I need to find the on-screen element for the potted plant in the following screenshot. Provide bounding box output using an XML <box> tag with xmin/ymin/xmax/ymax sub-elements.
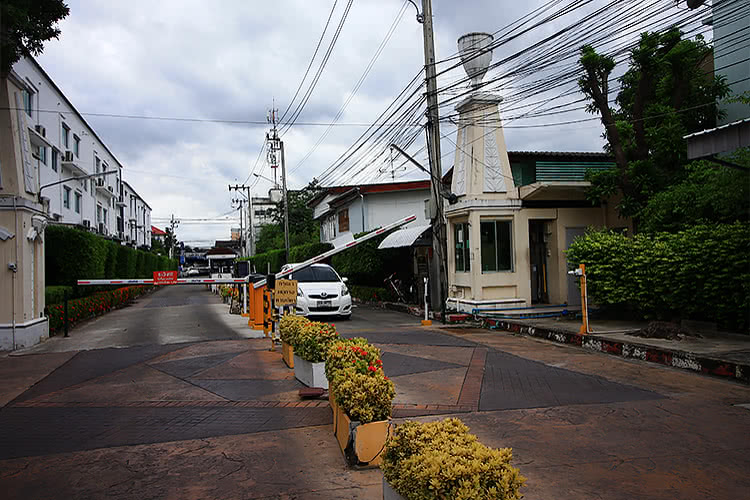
<box><xmin>380</xmin><ymin>418</ymin><xmax>526</xmax><ymax>500</ymax></box>
<box><xmin>278</xmin><ymin>314</ymin><xmax>308</xmax><ymax>368</ymax></box>
<box><xmin>329</xmin><ymin>360</ymin><xmax>394</xmax><ymax>467</ymax></box>
<box><xmin>292</xmin><ymin>321</ymin><xmax>338</xmax><ymax>388</ymax></box>
<box><xmin>326</xmin><ymin>338</ymin><xmax>383</xmax><ymax>432</ymax></box>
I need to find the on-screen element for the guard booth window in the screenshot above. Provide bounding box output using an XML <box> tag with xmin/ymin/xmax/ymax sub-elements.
<box><xmin>481</xmin><ymin>220</ymin><xmax>513</xmax><ymax>272</ymax></box>
<box><xmin>454</xmin><ymin>222</ymin><xmax>470</xmax><ymax>272</ymax></box>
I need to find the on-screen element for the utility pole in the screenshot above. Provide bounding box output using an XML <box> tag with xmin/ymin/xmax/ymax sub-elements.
<box><xmin>168</xmin><ymin>214</ymin><xmax>179</xmax><ymax>259</ymax></box>
<box><xmin>266</xmin><ymin>108</ymin><xmax>290</xmax><ymax>263</ymax></box>
<box><xmin>419</xmin><ymin>0</ymin><xmax>448</xmax><ymax>320</ymax></box>
<box><xmin>232</xmin><ymin>198</ymin><xmax>246</xmax><ymax>257</ymax></box>
<box><xmin>229</xmin><ymin>184</ymin><xmax>253</xmax><ymax>257</ymax></box>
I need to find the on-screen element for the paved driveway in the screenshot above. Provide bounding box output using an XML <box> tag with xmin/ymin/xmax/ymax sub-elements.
<box><xmin>1</xmin><ymin>292</ymin><xmax>749</xmax><ymax>499</ymax></box>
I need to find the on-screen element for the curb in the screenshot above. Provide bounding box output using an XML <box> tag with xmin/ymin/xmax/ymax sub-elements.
<box><xmin>481</xmin><ymin>317</ymin><xmax>749</xmax><ymax>385</ymax></box>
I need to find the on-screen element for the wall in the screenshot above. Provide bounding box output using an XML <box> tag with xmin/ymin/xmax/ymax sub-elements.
<box><xmin>714</xmin><ymin>0</ymin><xmax>750</xmax><ymax>125</ymax></box>
<box><xmin>12</xmin><ymin>57</ymin><xmax>127</xmax><ymax>238</ymax></box>
<box><xmin>0</xmin><ymin>75</ymin><xmax>48</xmax><ymax>350</ymax></box>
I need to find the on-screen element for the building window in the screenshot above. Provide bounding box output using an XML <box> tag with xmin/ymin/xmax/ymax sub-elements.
<box><xmin>338</xmin><ymin>209</ymin><xmax>350</xmax><ymax>232</ymax></box>
<box><xmin>454</xmin><ymin>222</ymin><xmax>470</xmax><ymax>272</ymax></box>
<box><xmin>22</xmin><ymin>89</ymin><xmax>33</xmax><ymax>117</ymax></box>
<box><xmin>63</xmin><ymin>186</ymin><xmax>71</xmax><ymax>209</ymax></box>
<box><xmin>73</xmin><ymin>135</ymin><xmax>80</xmax><ymax>157</ymax></box>
<box><xmin>62</xmin><ymin>123</ymin><xmax>70</xmax><ymax>149</ymax></box>
<box><xmin>34</xmin><ymin>145</ymin><xmax>46</xmax><ymax>164</ymax></box>
<box><xmin>74</xmin><ymin>192</ymin><xmax>82</xmax><ymax>213</ymax></box>
<box><xmin>51</xmin><ymin>149</ymin><xmax>58</xmax><ymax>172</ymax></box>
<box><xmin>103</xmin><ymin>208</ymin><xmax>108</xmax><ymax>223</ymax></box>
<box><xmin>97</xmin><ymin>204</ymin><xmax>102</xmax><ymax>223</ymax></box>
<box><xmin>95</xmin><ymin>156</ymin><xmax>100</xmax><ymax>173</ymax></box>
<box><xmin>480</xmin><ymin>220</ymin><xmax>513</xmax><ymax>272</ymax></box>
<box><xmin>83</xmin><ymin>178</ymin><xmax>87</xmax><ymax>191</ymax></box>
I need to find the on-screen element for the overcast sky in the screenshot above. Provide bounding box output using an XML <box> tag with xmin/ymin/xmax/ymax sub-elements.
<box><xmin>34</xmin><ymin>0</ymin><xmax>696</xmax><ymax>245</ymax></box>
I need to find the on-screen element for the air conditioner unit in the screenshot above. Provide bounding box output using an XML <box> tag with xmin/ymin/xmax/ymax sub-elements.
<box><xmin>97</xmin><ymin>178</ymin><xmax>105</xmax><ymax>187</ymax></box>
<box><xmin>34</xmin><ymin>124</ymin><xmax>46</xmax><ymax>137</ymax></box>
<box><xmin>82</xmin><ymin>219</ymin><xmax>91</xmax><ymax>228</ymax></box>
<box><xmin>64</xmin><ymin>150</ymin><xmax>74</xmax><ymax>162</ymax></box>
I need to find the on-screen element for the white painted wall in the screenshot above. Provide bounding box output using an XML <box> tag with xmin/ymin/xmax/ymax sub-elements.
<box><xmin>11</xmin><ymin>57</ymin><xmax>150</xmax><ymax>244</ymax></box>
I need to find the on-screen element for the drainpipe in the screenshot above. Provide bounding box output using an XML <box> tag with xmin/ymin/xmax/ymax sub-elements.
<box><xmin>12</xmin><ymin>195</ymin><xmax>19</xmax><ymax>350</ymax></box>
<box><xmin>357</xmin><ymin>188</ymin><xmax>365</xmax><ymax>233</ymax></box>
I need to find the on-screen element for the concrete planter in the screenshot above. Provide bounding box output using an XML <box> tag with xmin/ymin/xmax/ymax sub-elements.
<box><xmin>282</xmin><ymin>341</ymin><xmax>294</xmax><ymax>369</ymax></box>
<box><xmin>329</xmin><ymin>388</ymin><xmax>338</xmax><ymax>434</ymax></box>
<box><xmin>335</xmin><ymin>409</ymin><xmax>391</xmax><ymax>467</ymax></box>
<box><xmin>293</xmin><ymin>355</ymin><xmax>328</xmax><ymax>389</ymax></box>
<box><xmin>382</xmin><ymin>477</ymin><xmax>406</xmax><ymax>500</ymax></box>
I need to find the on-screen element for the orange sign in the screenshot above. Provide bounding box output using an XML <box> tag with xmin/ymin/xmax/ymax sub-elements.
<box><xmin>153</xmin><ymin>270</ymin><xmax>178</xmax><ymax>285</ymax></box>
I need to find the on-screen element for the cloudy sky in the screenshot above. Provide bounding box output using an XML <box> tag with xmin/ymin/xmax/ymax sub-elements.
<box><xmin>34</xmin><ymin>0</ymin><xmax>700</xmax><ymax>244</ymax></box>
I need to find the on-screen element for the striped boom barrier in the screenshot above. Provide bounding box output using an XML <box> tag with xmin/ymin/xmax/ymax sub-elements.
<box><xmin>77</xmin><ymin>214</ymin><xmax>419</xmax><ymax>288</ymax></box>
<box><xmin>252</xmin><ymin>214</ymin><xmax>418</xmax><ymax>289</ymax></box>
<box><xmin>77</xmin><ymin>278</ymin><xmax>250</xmax><ymax>286</ymax></box>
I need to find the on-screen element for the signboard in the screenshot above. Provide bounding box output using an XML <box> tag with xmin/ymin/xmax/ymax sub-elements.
<box><xmin>153</xmin><ymin>270</ymin><xmax>178</xmax><ymax>285</ymax></box>
<box><xmin>274</xmin><ymin>279</ymin><xmax>298</xmax><ymax>306</ymax></box>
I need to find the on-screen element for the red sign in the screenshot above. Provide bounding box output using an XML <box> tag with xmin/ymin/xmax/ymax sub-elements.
<box><xmin>153</xmin><ymin>271</ymin><xmax>178</xmax><ymax>285</ymax></box>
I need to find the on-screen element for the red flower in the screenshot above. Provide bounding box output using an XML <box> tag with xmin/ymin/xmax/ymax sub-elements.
<box><xmin>368</xmin><ymin>365</ymin><xmax>376</xmax><ymax>372</ymax></box>
<box><xmin>376</xmin><ymin>359</ymin><xmax>382</xmax><ymax>365</ymax></box>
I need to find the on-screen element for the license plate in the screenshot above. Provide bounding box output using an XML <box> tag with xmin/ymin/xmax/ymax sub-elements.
<box><xmin>317</xmin><ymin>300</ymin><xmax>332</xmax><ymax>307</ymax></box>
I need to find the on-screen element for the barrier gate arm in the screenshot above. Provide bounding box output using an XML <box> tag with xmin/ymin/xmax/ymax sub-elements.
<box><xmin>253</xmin><ymin>214</ymin><xmax>418</xmax><ymax>289</ymax></box>
<box><xmin>77</xmin><ymin>214</ymin><xmax>417</xmax><ymax>287</ymax></box>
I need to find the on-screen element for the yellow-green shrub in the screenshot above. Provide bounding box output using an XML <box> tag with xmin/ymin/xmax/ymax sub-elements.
<box><xmin>278</xmin><ymin>314</ymin><xmax>309</xmax><ymax>345</ymax></box>
<box><xmin>292</xmin><ymin>321</ymin><xmax>338</xmax><ymax>362</ymax></box>
<box><xmin>325</xmin><ymin>338</ymin><xmax>382</xmax><ymax>381</ymax></box>
<box><xmin>331</xmin><ymin>366</ymin><xmax>394</xmax><ymax>424</ymax></box>
<box><xmin>381</xmin><ymin>419</ymin><xmax>525</xmax><ymax>500</ymax></box>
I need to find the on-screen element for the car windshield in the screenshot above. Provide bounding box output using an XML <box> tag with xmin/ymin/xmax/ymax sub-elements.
<box><xmin>291</xmin><ymin>266</ymin><xmax>340</xmax><ymax>283</ymax></box>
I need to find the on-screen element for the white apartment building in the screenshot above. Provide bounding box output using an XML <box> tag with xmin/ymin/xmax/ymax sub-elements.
<box><xmin>122</xmin><ymin>181</ymin><xmax>151</xmax><ymax>248</ymax></box>
<box><xmin>10</xmin><ymin>56</ymin><xmax>149</xmax><ymax>243</ymax></box>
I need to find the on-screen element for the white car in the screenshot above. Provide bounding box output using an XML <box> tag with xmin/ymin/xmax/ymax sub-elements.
<box><xmin>282</xmin><ymin>263</ymin><xmax>352</xmax><ymax>319</ymax></box>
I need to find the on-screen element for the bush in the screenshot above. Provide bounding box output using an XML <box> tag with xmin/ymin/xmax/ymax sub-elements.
<box><xmin>331</xmin><ymin>232</ymin><xmax>411</xmax><ymax>287</ymax></box>
<box><xmin>325</xmin><ymin>338</ymin><xmax>382</xmax><ymax>381</ymax></box>
<box><xmin>290</xmin><ymin>242</ymin><xmax>333</xmax><ymax>263</ymax></box>
<box><xmin>292</xmin><ymin>321</ymin><xmax>339</xmax><ymax>362</ymax></box>
<box><xmin>349</xmin><ymin>285</ymin><xmax>396</xmax><ymax>303</ymax></box>
<box><xmin>45</xmin><ymin>285</ymin><xmax>73</xmax><ymax>306</ymax></box>
<box><xmin>45</xmin><ymin>225</ymin><xmax>175</xmax><ymax>285</ymax></box>
<box><xmin>331</xmin><ymin>367</ymin><xmax>393</xmax><ymax>424</ymax></box>
<box><xmin>566</xmin><ymin>223</ymin><xmax>750</xmax><ymax>329</ymax></box>
<box><xmin>278</xmin><ymin>314</ymin><xmax>309</xmax><ymax>345</ymax></box>
<box><xmin>249</xmin><ymin>248</ymin><xmax>286</xmax><ymax>274</ymax></box>
<box><xmin>381</xmin><ymin>419</ymin><xmax>526</xmax><ymax>500</ymax></box>
<box><xmin>46</xmin><ymin>286</ymin><xmax>150</xmax><ymax>333</ymax></box>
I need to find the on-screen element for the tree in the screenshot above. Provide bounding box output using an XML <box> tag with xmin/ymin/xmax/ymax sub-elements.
<box><xmin>1</xmin><ymin>0</ymin><xmax>69</xmax><ymax>76</ymax></box>
<box><xmin>639</xmin><ymin>149</ymin><xmax>750</xmax><ymax>233</ymax></box>
<box><xmin>255</xmin><ymin>224</ymin><xmax>284</xmax><ymax>254</ymax></box>
<box><xmin>578</xmin><ymin>28</ymin><xmax>730</xmax><ymax>229</ymax></box>
<box><xmin>263</xmin><ymin>180</ymin><xmax>322</xmax><ymax>250</ymax></box>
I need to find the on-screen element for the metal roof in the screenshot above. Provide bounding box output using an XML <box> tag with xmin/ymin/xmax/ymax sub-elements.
<box><xmin>377</xmin><ymin>224</ymin><xmax>431</xmax><ymax>249</ymax></box>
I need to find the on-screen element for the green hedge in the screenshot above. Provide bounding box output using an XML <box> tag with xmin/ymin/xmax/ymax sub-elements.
<box><xmin>331</xmin><ymin>234</ymin><xmax>411</xmax><ymax>287</ymax></box>
<box><xmin>45</xmin><ymin>225</ymin><xmax>176</xmax><ymax>285</ymax></box>
<box><xmin>45</xmin><ymin>285</ymin><xmax>73</xmax><ymax>306</ymax></box>
<box><xmin>566</xmin><ymin>223</ymin><xmax>750</xmax><ymax>330</ymax></box>
<box><xmin>290</xmin><ymin>242</ymin><xmax>333</xmax><ymax>262</ymax></box>
<box><xmin>244</xmin><ymin>242</ymin><xmax>334</xmax><ymax>273</ymax></box>
<box><xmin>349</xmin><ymin>285</ymin><xmax>396</xmax><ymax>303</ymax></box>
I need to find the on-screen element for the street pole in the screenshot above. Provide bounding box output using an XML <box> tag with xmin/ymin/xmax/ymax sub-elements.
<box><xmin>280</xmin><ymin>140</ymin><xmax>290</xmax><ymax>263</ymax></box>
<box><xmin>420</xmin><ymin>0</ymin><xmax>448</xmax><ymax>322</ymax></box>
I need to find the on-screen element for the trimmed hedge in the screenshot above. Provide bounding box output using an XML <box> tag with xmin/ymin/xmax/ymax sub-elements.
<box><xmin>566</xmin><ymin>223</ymin><xmax>750</xmax><ymax>330</ymax></box>
<box><xmin>45</xmin><ymin>225</ymin><xmax>176</xmax><ymax>285</ymax></box>
<box><xmin>290</xmin><ymin>242</ymin><xmax>333</xmax><ymax>262</ymax></box>
<box><xmin>244</xmin><ymin>242</ymin><xmax>334</xmax><ymax>274</ymax></box>
<box><xmin>349</xmin><ymin>285</ymin><xmax>396</xmax><ymax>303</ymax></box>
<box><xmin>46</xmin><ymin>286</ymin><xmax>151</xmax><ymax>333</ymax></box>
<box><xmin>45</xmin><ymin>285</ymin><xmax>73</xmax><ymax>306</ymax></box>
<box><xmin>331</xmin><ymin>234</ymin><xmax>410</xmax><ymax>287</ymax></box>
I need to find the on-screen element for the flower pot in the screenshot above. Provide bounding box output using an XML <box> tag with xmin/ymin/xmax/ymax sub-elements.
<box><xmin>282</xmin><ymin>341</ymin><xmax>294</xmax><ymax>368</ymax></box>
<box><xmin>293</xmin><ymin>354</ymin><xmax>329</xmax><ymax>389</ymax></box>
<box><xmin>382</xmin><ymin>477</ymin><xmax>406</xmax><ymax>500</ymax></box>
<box><xmin>335</xmin><ymin>410</ymin><xmax>391</xmax><ymax>467</ymax></box>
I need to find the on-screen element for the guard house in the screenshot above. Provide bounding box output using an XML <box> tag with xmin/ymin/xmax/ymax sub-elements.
<box><xmin>445</xmin><ymin>33</ymin><xmax>629</xmax><ymax>313</ymax></box>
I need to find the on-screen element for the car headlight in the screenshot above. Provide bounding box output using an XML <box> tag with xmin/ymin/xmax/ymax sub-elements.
<box><xmin>341</xmin><ymin>284</ymin><xmax>349</xmax><ymax>296</ymax></box>
<box><xmin>297</xmin><ymin>288</ymin><xmax>304</xmax><ymax>297</ymax></box>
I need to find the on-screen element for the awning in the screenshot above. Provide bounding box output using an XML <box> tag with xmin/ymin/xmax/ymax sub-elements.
<box><xmin>378</xmin><ymin>224</ymin><xmax>431</xmax><ymax>249</ymax></box>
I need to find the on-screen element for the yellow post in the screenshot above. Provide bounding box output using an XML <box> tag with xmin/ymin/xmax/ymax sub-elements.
<box><xmin>578</xmin><ymin>264</ymin><xmax>589</xmax><ymax>335</ymax></box>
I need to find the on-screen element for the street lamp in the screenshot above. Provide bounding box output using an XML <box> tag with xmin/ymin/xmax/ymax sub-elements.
<box><xmin>252</xmin><ymin>172</ymin><xmax>278</xmax><ymax>186</ymax></box>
